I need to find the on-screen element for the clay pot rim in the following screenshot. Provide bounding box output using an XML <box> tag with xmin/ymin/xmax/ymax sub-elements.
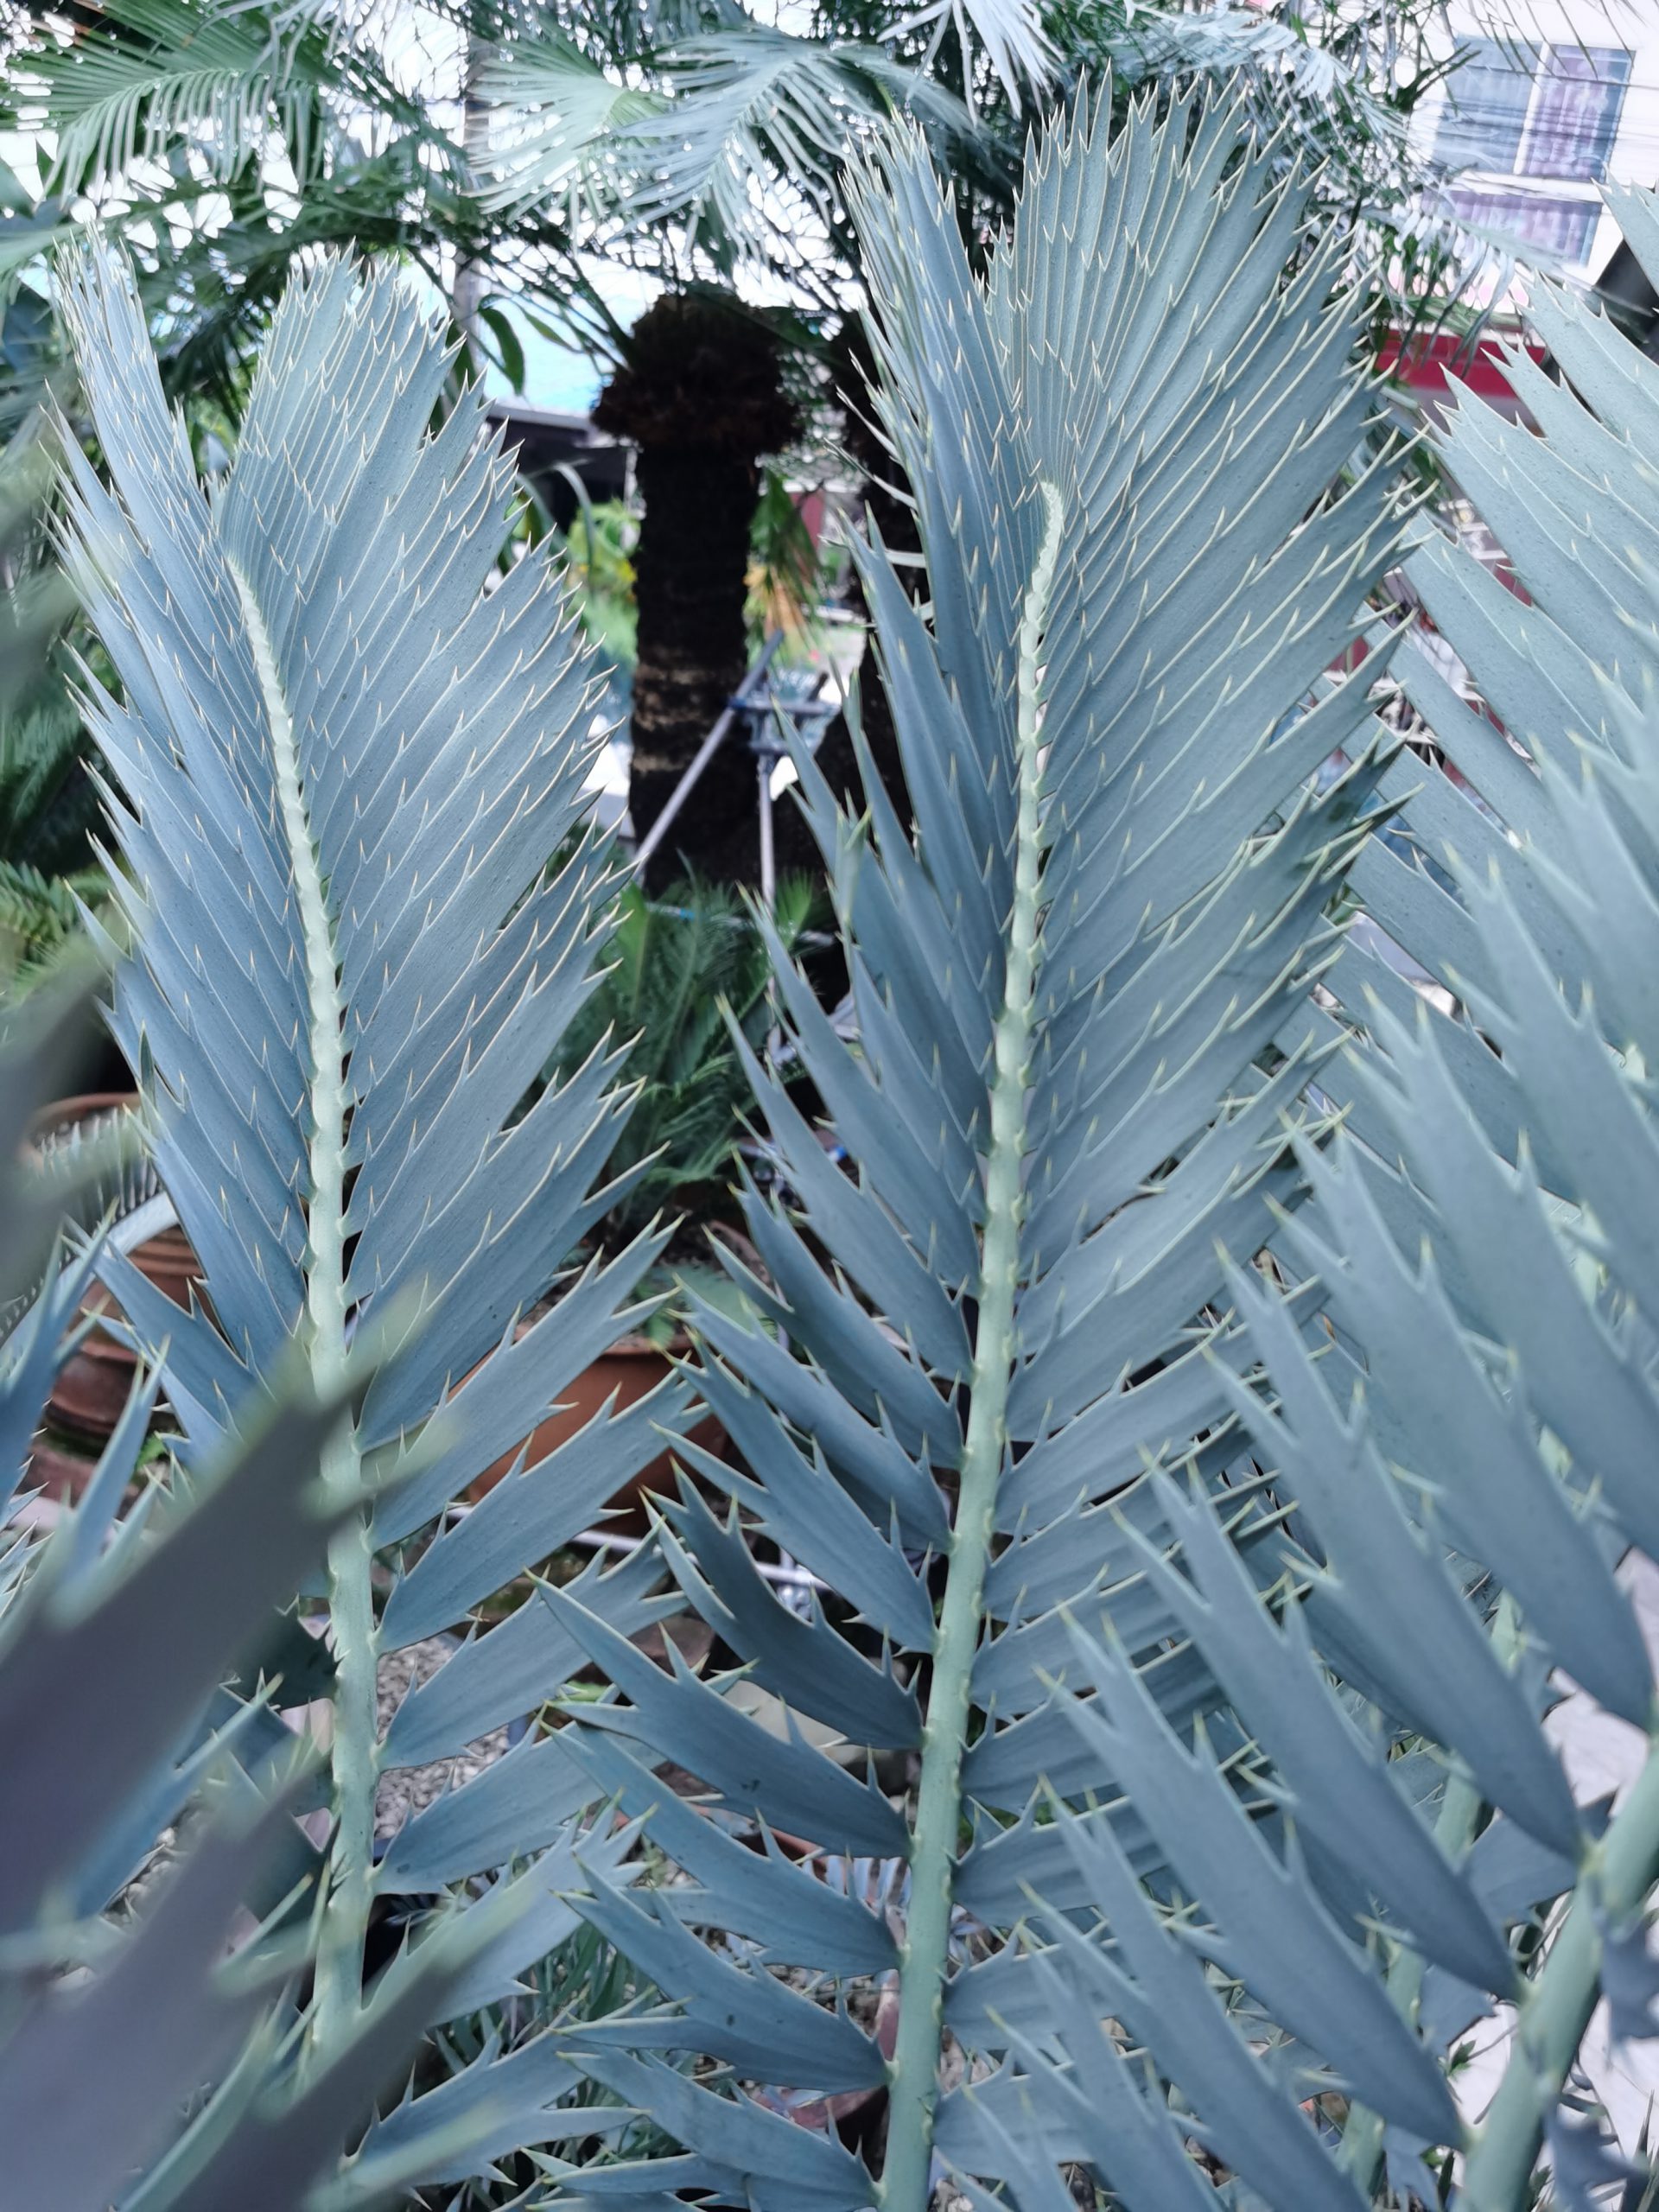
<box><xmin>29</xmin><ymin>1090</ymin><xmax>140</xmax><ymax>1141</ymax></box>
<box><xmin>60</xmin><ymin>1324</ymin><xmax>138</xmax><ymax>1366</ymax></box>
<box><xmin>123</xmin><ymin>1225</ymin><xmax>195</xmax><ymax>1255</ymax></box>
<box><xmin>29</xmin><ymin>1096</ymin><xmax>194</xmax><ymax>1265</ymax></box>
<box><xmin>512</xmin><ymin>1316</ymin><xmax>693</xmax><ymax>1358</ymax></box>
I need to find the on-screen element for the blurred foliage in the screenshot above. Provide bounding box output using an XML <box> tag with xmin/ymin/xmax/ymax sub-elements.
<box><xmin>561</xmin><ymin>473</ymin><xmax>832</xmax><ymax>672</ymax></box>
<box><xmin>0</xmin><ymin>420</ymin><xmax>105</xmax><ymax>1006</ymax></box>
<box><xmin>7</xmin><ymin>0</ymin><xmax>1492</xmax><ymax>453</ymax></box>
<box><xmin>562</xmin><ymin>496</ymin><xmax>639</xmax><ymax>671</ymax></box>
<box><xmin>485</xmin><ymin>0</ymin><xmax>1489</xmax><ymax>359</ymax></box>
<box><xmin>747</xmin><ymin>466</ymin><xmax>822</xmax><ymax>644</ymax></box>
<box><xmin>549</xmin><ymin>873</ymin><xmax>819</xmax><ymax>1250</ymax></box>
<box><xmin>0</xmin><ymin>861</ymin><xmax>107</xmax><ymax>1000</ymax></box>
<box><xmin>0</xmin><ymin>686</ymin><xmax>107</xmax><ymax>1000</ymax></box>
<box><xmin>3</xmin><ymin>0</ymin><xmax>626</xmax><ymax>418</ymax></box>
<box><xmin>1</xmin><ymin>683</ymin><xmax>99</xmax><ymax>876</ymax></box>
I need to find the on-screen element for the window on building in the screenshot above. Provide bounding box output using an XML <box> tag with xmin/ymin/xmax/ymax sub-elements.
<box><xmin>1433</xmin><ymin>38</ymin><xmax>1630</xmax><ymax>184</ymax></box>
<box><xmin>1523</xmin><ymin>46</ymin><xmax>1631</xmax><ymax>181</ymax></box>
<box><xmin>1446</xmin><ymin>187</ymin><xmax>1601</xmax><ymax>265</ymax></box>
<box><xmin>1434</xmin><ymin>38</ymin><xmax>1540</xmax><ymax>171</ymax></box>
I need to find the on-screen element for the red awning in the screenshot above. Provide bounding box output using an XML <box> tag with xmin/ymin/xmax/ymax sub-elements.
<box><xmin>1377</xmin><ymin>328</ymin><xmax>1546</xmax><ymax>410</ymax></box>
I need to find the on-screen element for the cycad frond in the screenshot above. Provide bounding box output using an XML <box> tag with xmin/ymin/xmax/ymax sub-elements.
<box><xmin>56</xmin><ymin>244</ymin><xmax>680</xmax><ymax>2181</ymax></box>
<box><xmin>547</xmin><ymin>88</ymin><xmax>1408</xmax><ymax>2207</ymax></box>
<box><xmin>0</xmin><ymin>988</ymin><xmax>474</xmax><ymax>2206</ymax></box>
<box><xmin>957</xmin><ymin>189</ymin><xmax>1659</xmax><ymax>2212</ymax></box>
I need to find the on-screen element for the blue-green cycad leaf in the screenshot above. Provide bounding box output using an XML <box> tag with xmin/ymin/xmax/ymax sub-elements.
<box><xmin>0</xmin><ymin>1383</ymin><xmax>349</xmax><ymax>1938</ymax></box>
<box><xmin>0</xmin><ymin>1005</ymin><xmax>468</xmax><ymax>2210</ymax></box>
<box><xmin>341</xmin><ymin>2028</ymin><xmax>637</xmax><ymax>2200</ymax></box>
<box><xmin>565</xmin><ymin>2049</ymin><xmax>874</xmax><ymax>2211</ymax></box>
<box><xmin>1294</xmin><ymin>188</ymin><xmax>1659</xmax><ymax>1175</ymax></box>
<box><xmin>1015</xmin><ymin>190</ymin><xmax>1659</xmax><ymax>2212</ymax></box>
<box><xmin>54</xmin><ymin>245</ymin><xmax>681</xmax><ymax>2175</ymax></box>
<box><xmin>58</xmin><ymin>250</ymin><xmax>642</xmax><ymax>1459</ymax></box>
<box><xmin>554</xmin><ymin>86</ymin><xmax>1408</xmax><ymax>2205</ymax></box>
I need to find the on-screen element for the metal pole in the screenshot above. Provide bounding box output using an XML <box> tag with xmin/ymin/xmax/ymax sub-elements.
<box><xmin>631</xmin><ymin>632</ymin><xmax>784</xmax><ymax>878</ymax></box>
<box><xmin>753</xmin><ymin>678</ymin><xmax>830</xmax><ymax>917</ymax></box>
<box><xmin>756</xmin><ymin>727</ymin><xmax>778</xmax><ymax>916</ymax></box>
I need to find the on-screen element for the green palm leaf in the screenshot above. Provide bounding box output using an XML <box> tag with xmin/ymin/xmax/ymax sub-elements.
<box><xmin>27</xmin><ymin>0</ymin><xmax>346</xmax><ymax>193</ymax></box>
<box><xmin>483</xmin><ymin>22</ymin><xmax>975</xmax><ymax>263</ymax></box>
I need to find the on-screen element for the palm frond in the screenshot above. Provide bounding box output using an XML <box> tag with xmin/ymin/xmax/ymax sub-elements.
<box><xmin>482</xmin><ymin>22</ymin><xmax>974</xmax><ymax>263</ymax></box>
<box><xmin>477</xmin><ymin>36</ymin><xmax>670</xmax><ymax>226</ymax></box>
<box><xmin>631</xmin><ymin>29</ymin><xmax>883</xmax><ymax>248</ymax></box>
<box><xmin>1103</xmin><ymin>4</ymin><xmax>1406</xmax><ymax>149</ymax></box>
<box><xmin>888</xmin><ymin>0</ymin><xmax>1055</xmax><ymax>103</ymax></box>
<box><xmin>25</xmin><ymin>0</ymin><xmax>344</xmax><ymax>194</ymax></box>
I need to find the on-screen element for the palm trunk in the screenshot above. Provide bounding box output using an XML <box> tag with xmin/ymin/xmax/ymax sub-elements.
<box><xmin>452</xmin><ymin>29</ymin><xmax>491</xmax><ymax>350</ymax></box>
<box><xmin>594</xmin><ymin>292</ymin><xmax>798</xmax><ymax>891</ymax></box>
<box><xmin>625</xmin><ymin>442</ymin><xmax>758</xmax><ymax>879</ymax></box>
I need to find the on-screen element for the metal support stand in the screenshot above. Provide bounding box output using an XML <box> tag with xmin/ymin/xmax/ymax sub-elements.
<box><xmin>749</xmin><ymin>672</ymin><xmax>835</xmax><ymax>912</ymax></box>
<box><xmin>753</xmin><ymin>707</ymin><xmax>787</xmax><ymax>916</ymax></box>
<box><xmin>630</xmin><ymin>632</ymin><xmax>784</xmax><ymax>882</ymax></box>
<box><xmin>629</xmin><ymin>632</ymin><xmax>837</xmax><ymax>914</ymax></box>
<box><xmin>626</xmin><ymin>642</ymin><xmax>836</xmax><ymax>1623</ymax></box>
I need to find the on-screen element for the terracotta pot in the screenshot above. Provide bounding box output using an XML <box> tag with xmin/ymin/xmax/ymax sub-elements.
<box><xmin>31</xmin><ymin>1094</ymin><xmax>205</xmax><ymax>1442</ymax></box>
<box><xmin>23</xmin><ymin>1433</ymin><xmax>104</xmax><ymax>1504</ymax></box>
<box><xmin>467</xmin><ymin>1329</ymin><xmax>725</xmax><ymax>1523</ymax></box>
<box><xmin>30</xmin><ymin>1090</ymin><xmax>139</xmax><ymax>1144</ymax></box>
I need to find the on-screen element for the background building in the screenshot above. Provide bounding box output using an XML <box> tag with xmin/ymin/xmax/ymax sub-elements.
<box><xmin>1382</xmin><ymin>8</ymin><xmax>1656</xmax><ymax>420</ymax></box>
<box><xmin>1420</xmin><ymin>0</ymin><xmax>1658</xmax><ymax>282</ymax></box>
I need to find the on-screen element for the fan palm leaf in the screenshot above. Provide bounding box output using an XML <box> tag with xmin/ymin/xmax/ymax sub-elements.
<box><xmin>481</xmin><ymin>22</ymin><xmax>975</xmax><ymax>263</ymax></box>
<box><xmin>26</xmin><ymin>0</ymin><xmax>368</xmax><ymax>194</ymax></box>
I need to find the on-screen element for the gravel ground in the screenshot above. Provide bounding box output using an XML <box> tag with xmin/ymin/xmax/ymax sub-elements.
<box><xmin>372</xmin><ymin>1635</ymin><xmax>512</xmax><ymax>1841</ymax></box>
<box><xmin>367</xmin><ymin>1612</ymin><xmax>710</xmax><ymax>1842</ymax></box>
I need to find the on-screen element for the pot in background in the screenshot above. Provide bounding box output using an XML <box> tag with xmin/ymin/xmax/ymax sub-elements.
<box><xmin>30</xmin><ymin>1093</ymin><xmax>204</xmax><ymax>1442</ymax></box>
<box><xmin>22</xmin><ymin>1433</ymin><xmax>103</xmax><ymax>1506</ymax></box>
<box><xmin>467</xmin><ymin>1327</ymin><xmax>726</xmax><ymax>1524</ymax></box>
<box><xmin>31</xmin><ymin>1099</ymin><xmax>730</xmax><ymax>1513</ymax></box>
